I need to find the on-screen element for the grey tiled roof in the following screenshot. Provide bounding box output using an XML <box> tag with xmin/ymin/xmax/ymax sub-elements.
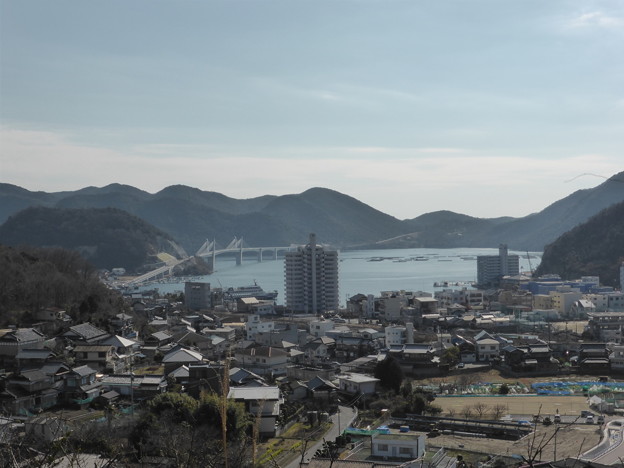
<box><xmin>68</xmin><ymin>323</ymin><xmax>108</xmax><ymax>340</ymax></box>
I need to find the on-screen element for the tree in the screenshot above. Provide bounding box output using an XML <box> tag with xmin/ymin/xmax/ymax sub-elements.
<box><xmin>148</xmin><ymin>392</ymin><xmax>199</xmax><ymax>424</ymax></box>
<box><xmin>499</xmin><ymin>383</ymin><xmax>510</xmax><ymax>395</ymax></box>
<box><xmin>491</xmin><ymin>404</ymin><xmax>509</xmax><ymax>420</ymax></box>
<box><xmin>195</xmin><ymin>391</ymin><xmax>251</xmax><ymax>439</ymax></box>
<box><xmin>473</xmin><ymin>402</ymin><xmax>488</xmax><ymax>419</ymax></box>
<box><xmin>374</xmin><ymin>355</ymin><xmax>404</xmax><ymax>393</ymax></box>
<box><xmin>440</xmin><ymin>346</ymin><xmax>460</xmax><ymax>366</ymax></box>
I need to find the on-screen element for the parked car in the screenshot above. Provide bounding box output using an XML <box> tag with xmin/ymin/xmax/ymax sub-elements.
<box><xmin>598</xmin><ymin>415</ymin><xmax>605</xmax><ymax>424</ymax></box>
<box><xmin>586</xmin><ymin>414</ymin><xmax>594</xmax><ymax>424</ymax></box>
<box><xmin>457</xmin><ymin>363</ymin><xmax>465</xmax><ymax>368</ymax></box>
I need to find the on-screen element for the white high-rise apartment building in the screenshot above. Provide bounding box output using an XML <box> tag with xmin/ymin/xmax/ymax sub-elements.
<box><xmin>476</xmin><ymin>244</ymin><xmax>520</xmax><ymax>287</ymax></box>
<box><xmin>284</xmin><ymin>233</ymin><xmax>339</xmax><ymax>314</ymax></box>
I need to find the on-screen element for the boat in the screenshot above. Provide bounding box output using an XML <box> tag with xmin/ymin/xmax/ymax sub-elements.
<box><xmin>224</xmin><ymin>282</ymin><xmax>278</xmax><ymax>301</ymax></box>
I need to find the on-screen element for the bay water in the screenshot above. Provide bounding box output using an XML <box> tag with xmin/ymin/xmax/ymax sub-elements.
<box><xmin>141</xmin><ymin>248</ymin><xmax>540</xmax><ymax>307</ymax></box>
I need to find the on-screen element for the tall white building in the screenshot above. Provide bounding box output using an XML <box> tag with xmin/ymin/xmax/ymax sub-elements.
<box><xmin>476</xmin><ymin>244</ymin><xmax>520</xmax><ymax>287</ymax></box>
<box><xmin>284</xmin><ymin>233</ymin><xmax>339</xmax><ymax>314</ymax></box>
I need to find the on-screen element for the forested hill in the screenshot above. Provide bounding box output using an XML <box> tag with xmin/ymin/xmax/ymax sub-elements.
<box><xmin>534</xmin><ymin>201</ymin><xmax>624</xmax><ymax>287</ymax></box>
<box><xmin>0</xmin><ymin>245</ymin><xmax>123</xmax><ymax>327</ymax></box>
<box><xmin>0</xmin><ymin>207</ymin><xmax>185</xmax><ymax>272</ymax></box>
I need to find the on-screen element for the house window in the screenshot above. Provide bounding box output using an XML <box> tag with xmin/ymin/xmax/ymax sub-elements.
<box><xmin>378</xmin><ymin>444</ymin><xmax>389</xmax><ymax>452</ymax></box>
<box><xmin>98</xmin><ymin>352</ymin><xmax>106</xmax><ymax>358</ymax></box>
<box><xmin>399</xmin><ymin>447</ymin><xmax>412</xmax><ymax>455</ymax></box>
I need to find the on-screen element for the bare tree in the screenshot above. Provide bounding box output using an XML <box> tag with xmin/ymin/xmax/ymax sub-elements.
<box><xmin>491</xmin><ymin>404</ymin><xmax>509</xmax><ymax>420</ymax></box>
<box><xmin>473</xmin><ymin>402</ymin><xmax>488</xmax><ymax>419</ymax></box>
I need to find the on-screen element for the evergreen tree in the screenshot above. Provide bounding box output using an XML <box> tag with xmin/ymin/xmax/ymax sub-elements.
<box><xmin>374</xmin><ymin>355</ymin><xmax>404</xmax><ymax>393</ymax></box>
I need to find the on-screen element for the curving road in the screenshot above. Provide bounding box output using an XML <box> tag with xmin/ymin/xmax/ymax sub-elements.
<box><xmin>285</xmin><ymin>405</ymin><xmax>358</xmax><ymax>468</ymax></box>
<box><xmin>580</xmin><ymin>419</ymin><xmax>624</xmax><ymax>465</ymax></box>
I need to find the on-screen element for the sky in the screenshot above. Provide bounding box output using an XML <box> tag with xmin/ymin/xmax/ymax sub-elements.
<box><xmin>1</xmin><ymin>0</ymin><xmax>622</xmax><ymax>220</ymax></box>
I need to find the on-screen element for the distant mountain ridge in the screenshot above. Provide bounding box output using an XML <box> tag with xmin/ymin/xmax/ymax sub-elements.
<box><xmin>1</xmin><ymin>171</ymin><xmax>623</xmax><ymax>253</ymax></box>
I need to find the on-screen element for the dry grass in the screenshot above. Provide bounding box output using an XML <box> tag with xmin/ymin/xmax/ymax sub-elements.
<box><xmin>427</xmin><ymin>421</ymin><xmax>602</xmax><ymax>462</ymax></box>
<box><xmin>435</xmin><ymin>395</ymin><xmax>590</xmax><ymax>417</ymax></box>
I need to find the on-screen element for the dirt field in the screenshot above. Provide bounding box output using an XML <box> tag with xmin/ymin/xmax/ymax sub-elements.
<box><xmin>428</xmin><ymin>421</ymin><xmax>603</xmax><ymax>462</ymax></box>
<box><xmin>435</xmin><ymin>395</ymin><xmax>591</xmax><ymax>417</ymax></box>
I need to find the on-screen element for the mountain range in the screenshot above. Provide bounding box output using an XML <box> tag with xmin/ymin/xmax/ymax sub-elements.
<box><xmin>1</xmin><ymin>171</ymin><xmax>623</xmax><ymax>257</ymax></box>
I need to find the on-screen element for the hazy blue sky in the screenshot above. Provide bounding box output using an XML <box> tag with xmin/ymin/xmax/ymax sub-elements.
<box><xmin>1</xmin><ymin>0</ymin><xmax>622</xmax><ymax>219</ymax></box>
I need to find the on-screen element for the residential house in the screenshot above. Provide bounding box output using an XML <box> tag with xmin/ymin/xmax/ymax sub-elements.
<box><xmin>16</xmin><ymin>348</ymin><xmax>56</xmax><ymax>368</ymax></box>
<box><xmin>371</xmin><ymin>432</ymin><xmax>426</xmax><ymax>460</ymax></box>
<box><xmin>100</xmin><ymin>374</ymin><xmax>167</xmax><ymax>399</ymax></box>
<box><xmin>309</xmin><ymin>318</ymin><xmax>335</xmax><ymax>338</ymax></box>
<box><xmin>228</xmin><ymin>386</ymin><xmax>283</xmax><ymax>437</ymax></box>
<box><xmin>64</xmin><ymin>365</ymin><xmax>100</xmax><ymax>407</ymax></box>
<box><xmin>109</xmin><ymin>313</ymin><xmax>138</xmax><ymax>339</ymax></box>
<box><xmin>389</xmin><ymin>343</ymin><xmax>437</xmax><ymax>375</ymax></box>
<box><xmin>302</xmin><ymin>337</ymin><xmax>335</xmax><ymax>365</ymax></box>
<box><xmin>476</xmin><ymin>338</ymin><xmax>500</xmax><ymax>362</ymax></box>
<box><xmin>245</xmin><ymin>315</ymin><xmax>275</xmax><ymax>341</ymax></box>
<box><xmin>307</xmin><ymin>376</ymin><xmax>338</xmax><ymax>401</ymax></box>
<box><xmin>577</xmin><ymin>343</ymin><xmax>610</xmax><ymax>373</ymax></box>
<box><xmin>0</xmin><ymin>369</ymin><xmax>57</xmax><ymax>416</ymax></box>
<box><xmin>230</xmin><ymin>367</ymin><xmax>267</xmax><ymax>387</ymax></box>
<box><xmin>333</xmin><ymin>335</ymin><xmax>378</xmax><ymax>362</ymax></box>
<box><xmin>63</xmin><ymin>323</ymin><xmax>109</xmax><ymax>344</ymax></box>
<box><xmin>73</xmin><ymin>345</ymin><xmax>116</xmax><ymax>372</ymax></box>
<box><xmin>161</xmin><ymin>347</ymin><xmax>205</xmax><ymax>374</ymax></box>
<box><xmin>337</xmin><ymin>373</ymin><xmax>379</xmax><ymax>395</ymax></box>
<box><xmin>453</xmin><ymin>335</ymin><xmax>476</xmax><ymax>363</ymax></box>
<box><xmin>384</xmin><ymin>323</ymin><xmax>414</xmax><ymax>347</ymax></box>
<box><xmin>234</xmin><ymin>346</ymin><xmax>288</xmax><ymax>377</ymax></box>
<box><xmin>0</xmin><ymin>328</ymin><xmax>46</xmax><ymax>363</ymax></box>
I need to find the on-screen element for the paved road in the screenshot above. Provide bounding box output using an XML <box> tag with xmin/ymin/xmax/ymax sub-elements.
<box><xmin>584</xmin><ymin>419</ymin><xmax>624</xmax><ymax>465</ymax></box>
<box><xmin>285</xmin><ymin>405</ymin><xmax>358</xmax><ymax>468</ymax></box>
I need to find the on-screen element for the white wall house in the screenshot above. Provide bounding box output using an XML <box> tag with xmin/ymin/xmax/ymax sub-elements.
<box><xmin>245</xmin><ymin>315</ymin><xmax>275</xmax><ymax>341</ymax></box>
<box><xmin>371</xmin><ymin>432</ymin><xmax>426</xmax><ymax>460</ymax></box>
<box><xmin>384</xmin><ymin>323</ymin><xmax>413</xmax><ymax>348</ymax></box>
<box><xmin>337</xmin><ymin>373</ymin><xmax>379</xmax><ymax>395</ymax></box>
<box><xmin>309</xmin><ymin>319</ymin><xmax>335</xmax><ymax>338</ymax></box>
<box><xmin>476</xmin><ymin>338</ymin><xmax>500</xmax><ymax>361</ymax></box>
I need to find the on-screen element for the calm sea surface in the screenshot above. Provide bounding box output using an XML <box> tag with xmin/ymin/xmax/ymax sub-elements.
<box><xmin>140</xmin><ymin>248</ymin><xmax>541</xmax><ymax>307</ymax></box>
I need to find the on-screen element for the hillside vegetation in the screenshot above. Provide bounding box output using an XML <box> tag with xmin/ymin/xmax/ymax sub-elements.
<box><xmin>535</xmin><ymin>201</ymin><xmax>624</xmax><ymax>287</ymax></box>
<box><xmin>0</xmin><ymin>207</ymin><xmax>185</xmax><ymax>271</ymax></box>
<box><xmin>0</xmin><ymin>245</ymin><xmax>124</xmax><ymax>327</ymax></box>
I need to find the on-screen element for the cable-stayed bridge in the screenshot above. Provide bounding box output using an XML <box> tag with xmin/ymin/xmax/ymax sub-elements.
<box><xmin>195</xmin><ymin>237</ymin><xmax>294</xmax><ymax>266</ymax></box>
<box><xmin>125</xmin><ymin>237</ymin><xmax>294</xmax><ymax>286</ymax></box>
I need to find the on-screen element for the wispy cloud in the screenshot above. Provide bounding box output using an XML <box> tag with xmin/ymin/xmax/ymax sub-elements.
<box><xmin>565</xmin><ymin>10</ymin><xmax>624</xmax><ymax>29</ymax></box>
